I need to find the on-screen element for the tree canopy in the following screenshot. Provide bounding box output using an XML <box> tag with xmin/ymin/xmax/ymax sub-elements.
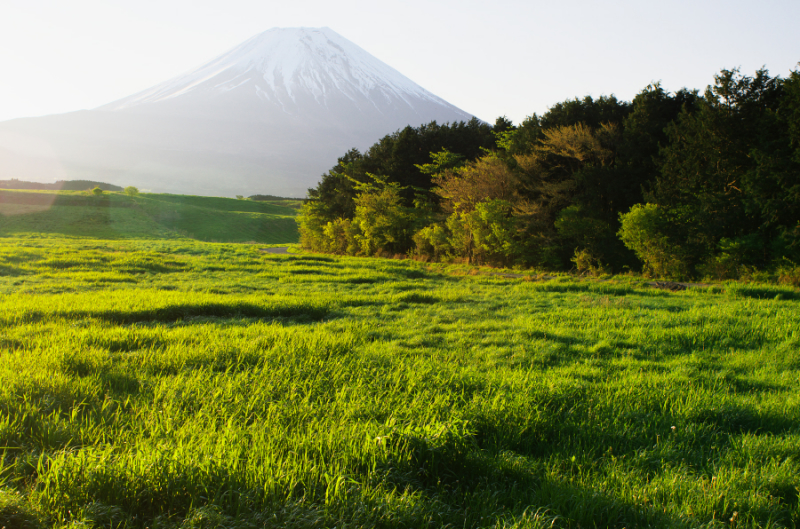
<box><xmin>300</xmin><ymin>65</ymin><xmax>800</xmax><ymax>282</ymax></box>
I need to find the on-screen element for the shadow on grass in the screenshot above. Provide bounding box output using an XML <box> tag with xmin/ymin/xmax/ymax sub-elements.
<box><xmin>687</xmin><ymin>405</ymin><xmax>799</xmax><ymax>436</ymax></box>
<box><xmin>279</xmin><ymin>255</ymin><xmax>337</xmax><ymax>264</ymax></box>
<box><xmin>15</xmin><ymin>302</ymin><xmax>331</xmax><ymax>326</ymax></box>
<box><xmin>31</xmin><ymin>427</ymin><xmax>685</xmax><ymax>529</ymax></box>
<box><xmin>0</xmin><ymin>264</ymin><xmax>26</xmax><ymax>277</ymax></box>
<box><xmin>98</xmin><ymin>303</ymin><xmax>331</xmax><ymax>324</ymax></box>
<box><xmin>725</xmin><ymin>283</ymin><xmax>800</xmax><ymax>301</ymax></box>
<box><xmin>371</xmin><ymin>430</ymin><xmax>683</xmax><ymax>528</ymax></box>
<box><xmin>286</xmin><ymin>269</ymin><xmax>336</xmax><ymax>276</ymax></box>
<box><xmin>392</xmin><ymin>292</ymin><xmax>440</xmax><ymax>304</ymax></box>
<box><xmin>60</xmin><ymin>357</ymin><xmax>141</xmax><ymax>394</ymax></box>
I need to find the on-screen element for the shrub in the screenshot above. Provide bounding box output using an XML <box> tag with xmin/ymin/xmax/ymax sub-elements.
<box><xmin>571</xmin><ymin>248</ymin><xmax>609</xmax><ymax>276</ymax></box>
<box><xmin>699</xmin><ymin>234</ymin><xmax>764</xmax><ymax>280</ymax></box>
<box><xmin>323</xmin><ymin>218</ymin><xmax>360</xmax><ymax>255</ymax></box>
<box><xmin>352</xmin><ymin>183</ymin><xmax>415</xmax><ymax>256</ymax></box>
<box><xmin>123</xmin><ymin>186</ymin><xmax>139</xmax><ymax>196</ymax></box>
<box><xmin>555</xmin><ymin>206</ymin><xmax>611</xmax><ymax>250</ymax></box>
<box><xmin>776</xmin><ymin>259</ymin><xmax>800</xmax><ymax>287</ymax></box>
<box><xmin>555</xmin><ymin>205</ymin><xmax>620</xmax><ymax>268</ymax></box>
<box><xmin>297</xmin><ymin>201</ymin><xmax>330</xmax><ymax>252</ymax></box>
<box><xmin>413</xmin><ymin>224</ymin><xmax>451</xmax><ymax>261</ymax></box>
<box><xmin>92</xmin><ymin>186</ymin><xmax>103</xmax><ymax>196</ymax></box>
<box><xmin>618</xmin><ymin>203</ymin><xmax>690</xmax><ymax>279</ymax></box>
<box><xmin>445</xmin><ymin>199</ymin><xmax>517</xmax><ymax>266</ymax></box>
<box><xmin>469</xmin><ymin>199</ymin><xmax>517</xmax><ymax>266</ymax></box>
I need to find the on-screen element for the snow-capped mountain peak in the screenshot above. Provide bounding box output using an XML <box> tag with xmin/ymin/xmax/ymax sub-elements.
<box><xmin>4</xmin><ymin>27</ymin><xmax>474</xmax><ymax>197</ymax></box>
<box><xmin>103</xmin><ymin>27</ymin><xmax>451</xmax><ymax>114</ymax></box>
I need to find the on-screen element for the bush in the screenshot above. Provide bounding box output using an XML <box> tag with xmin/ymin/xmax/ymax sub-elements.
<box><xmin>571</xmin><ymin>248</ymin><xmax>609</xmax><ymax>276</ymax></box>
<box><xmin>352</xmin><ymin>183</ymin><xmax>416</xmax><ymax>256</ymax></box>
<box><xmin>413</xmin><ymin>224</ymin><xmax>451</xmax><ymax>261</ymax></box>
<box><xmin>323</xmin><ymin>218</ymin><xmax>360</xmax><ymax>255</ymax></box>
<box><xmin>444</xmin><ymin>199</ymin><xmax>518</xmax><ymax>266</ymax></box>
<box><xmin>298</xmin><ymin>201</ymin><xmax>333</xmax><ymax>252</ymax></box>
<box><xmin>699</xmin><ymin>235</ymin><xmax>763</xmax><ymax>280</ymax></box>
<box><xmin>124</xmin><ymin>186</ymin><xmax>139</xmax><ymax>196</ymax></box>
<box><xmin>92</xmin><ymin>186</ymin><xmax>103</xmax><ymax>196</ymax></box>
<box><xmin>469</xmin><ymin>199</ymin><xmax>517</xmax><ymax>266</ymax></box>
<box><xmin>555</xmin><ymin>205</ymin><xmax>623</xmax><ymax>269</ymax></box>
<box><xmin>555</xmin><ymin>206</ymin><xmax>611</xmax><ymax>251</ymax></box>
<box><xmin>776</xmin><ymin>259</ymin><xmax>800</xmax><ymax>287</ymax></box>
<box><xmin>618</xmin><ymin>203</ymin><xmax>690</xmax><ymax>279</ymax></box>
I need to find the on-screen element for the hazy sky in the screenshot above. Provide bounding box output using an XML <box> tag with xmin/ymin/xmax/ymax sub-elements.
<box><xmin>1</xmin><ymin>0</ymin><xmax>798</xmax><ymax>124</ymax></box>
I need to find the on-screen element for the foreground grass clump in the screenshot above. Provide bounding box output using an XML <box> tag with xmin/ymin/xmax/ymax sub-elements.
<box><xmin>0</xmin><ymin>236</ymin><xmax>798</xmax><ymax>528</ymax></box>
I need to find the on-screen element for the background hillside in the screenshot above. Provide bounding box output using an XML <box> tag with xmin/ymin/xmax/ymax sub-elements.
<box><xmin>0</xmin><ymin>189</ymin><xmax>300</xmax><ymax>243</ymax></box>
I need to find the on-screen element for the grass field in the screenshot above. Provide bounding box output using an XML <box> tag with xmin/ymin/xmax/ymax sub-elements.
<box><xmin>0</xmin><ymin>190</ymin><xmax>300</xmax><ymax>243</ymax></box>
<box><xmin>0</xmin><ymin>235</ymin><xmax>798</xmax><ymax>528</ymax></box>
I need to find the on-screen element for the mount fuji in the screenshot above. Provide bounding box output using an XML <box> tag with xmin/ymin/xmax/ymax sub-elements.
<box><xmin>0</xmin><ymin>27</ymin><xmax>474</xmax><ymax>197</ymax></box>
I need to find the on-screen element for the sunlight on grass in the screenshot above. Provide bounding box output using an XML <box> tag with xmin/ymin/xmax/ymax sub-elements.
<box><xmin>0</xmin><ymin>236</ymin><xmax>798</xmax><ymax>528</ymax></box>
<box><xmin>0</xmin><ymin>190</ymin><xmax>300</xmax><ymax>243</ymax></box>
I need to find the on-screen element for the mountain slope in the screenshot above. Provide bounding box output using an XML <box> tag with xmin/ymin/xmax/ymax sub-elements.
<box><xmin>0</xmin><ymin>28</ymin><xmax>475</xmax><ymax>197</ymax></box>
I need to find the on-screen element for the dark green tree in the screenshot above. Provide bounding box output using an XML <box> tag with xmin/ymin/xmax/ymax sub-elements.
<box><xmin>307</xmin><ymin>119</ymin><xmax>495</xmax><ymax>222</ymax></box>
<box><xmin>648</xmin><ymin>67</ymin><xmax>795</xmax><ymax>274</ymax></box>
<box><xmin>306</xmin><ymin>148</ymin><xmax>366</xmax><ymax>222</ymax></box>
<box><xmin>540</xmin><ymin>94</ymin><xmax>632</xmax><ymax>130</ymax></box>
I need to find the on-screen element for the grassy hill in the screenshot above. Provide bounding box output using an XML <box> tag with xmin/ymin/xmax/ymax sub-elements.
<box><xmin>0</xmin><ymin>189</ymin><xmax>300</xmax><ymax>243</ymax></box>
<box><xmin>0</xmin><ymin>236</ymin><xmax>798</xmax><ymax>528</ymax></box>
<box><xmin>0</xmin><ymin>179</ymin><xmax>124</xmax><ymax>191</ymax></box>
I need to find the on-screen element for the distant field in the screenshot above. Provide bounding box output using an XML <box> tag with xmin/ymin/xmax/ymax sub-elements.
<box><xmin>0</xmin><ymin>236</ymin><xmax>798</xmax><ymax>528</ymax></box>
<box><xmin>0</xmin><ymin>189</ymin><xmax>300</xmax><ymax>243</ymax></box>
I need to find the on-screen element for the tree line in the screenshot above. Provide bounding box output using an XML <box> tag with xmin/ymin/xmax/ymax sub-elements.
<box><xmin>0</xmin><ymin>179</ymin><xmax>124</xmax><ymax>192</ymax></box>
<box><xmin>299</xmin><ymin>66</ymin><xmax>800</xmax><ymax>281</ymax></box>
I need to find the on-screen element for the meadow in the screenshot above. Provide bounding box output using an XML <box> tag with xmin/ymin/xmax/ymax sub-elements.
<box><xmin>0</xmin><ymin>233</ymin><xmax>798</xmax><ymax>528</ymax></box>
<box><xmin>0</xmin><ymin>190</ymin><xmax>300</xmax><ymax>243</ymax></box>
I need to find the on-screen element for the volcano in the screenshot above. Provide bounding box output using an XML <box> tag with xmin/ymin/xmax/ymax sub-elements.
<box><xmin>0</xmin><ymin>27</ymin><xmax>474</xmax><ymax>197</ymax></box>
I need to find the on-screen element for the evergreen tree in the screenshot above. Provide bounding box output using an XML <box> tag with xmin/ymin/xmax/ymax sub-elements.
<box><xmin>540</xmin><ymin>95</ymin><xmax>632</xmax><ymax>130</ymax></box>
<box><xmin>650</xmin><ymin>68</ymin><xmax>787</xmax><ymax>272</ymax></box>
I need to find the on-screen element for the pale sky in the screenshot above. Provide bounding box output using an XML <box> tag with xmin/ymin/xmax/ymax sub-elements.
<box><xmin>1</xmin><ymin>0</ymin><xmax>798</xmax><ymax>124</ymax></box>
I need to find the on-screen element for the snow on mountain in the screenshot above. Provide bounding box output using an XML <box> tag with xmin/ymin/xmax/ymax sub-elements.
<box><xmin>106</xmin><ymin>28</ymin><xmax>448</xmax><ymax>112</ymax></box>
<box><xmin>0</xmin><ymin>27</ymin><xmax>476</xmax><ymax>197</ymax></box>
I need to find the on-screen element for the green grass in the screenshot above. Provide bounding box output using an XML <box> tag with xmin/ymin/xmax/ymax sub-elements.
<box><xmin>0</xmin><ymin>190</ymin><xmax>300</xmax><ymax>243</ymax></box>
<box><xmin>0</xmin><ymin>236</ymin><xmax>799</xmax><ymax>528</ymax></box>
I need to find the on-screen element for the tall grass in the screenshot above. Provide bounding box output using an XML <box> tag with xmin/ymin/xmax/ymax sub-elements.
<box><xmin>0</xmin><ymin>236</ymin><xmax>798</xmax><ymax>528</ymax></box>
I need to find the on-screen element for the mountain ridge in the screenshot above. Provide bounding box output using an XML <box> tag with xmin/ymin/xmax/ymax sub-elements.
<box><xmin>0</xmin><ymin>27</ymin><xmax>476</xmax><ymax>197</ymax></box>
<box><xmin>101</xmin><ymin>28</ymin><xmax>449</xmax><ymax>114</ymax></box>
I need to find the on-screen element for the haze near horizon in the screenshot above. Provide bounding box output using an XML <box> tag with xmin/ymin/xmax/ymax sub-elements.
<box><xmin>1</xmin><ymin>0</ymin><xmax>798</xmax><ymax>125</ymax></box>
